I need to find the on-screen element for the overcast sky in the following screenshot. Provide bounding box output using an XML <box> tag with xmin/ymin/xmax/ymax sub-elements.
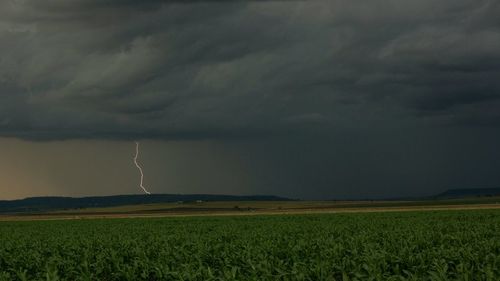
<box><xmin>1</xmin><ymin>0</ymin><xmax>500</xmax><ymax>200</ymax></box>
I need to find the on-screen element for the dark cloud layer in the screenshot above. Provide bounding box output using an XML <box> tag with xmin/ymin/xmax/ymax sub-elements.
<box><xmin>1</xmin><ymin>1</ymin><xmax>500</xmax><ymax>200</ymax></box>
<box><xmin>1</xmin><ymin>0</ymin><xmax>499</xmax><ymax>140</ymax></box>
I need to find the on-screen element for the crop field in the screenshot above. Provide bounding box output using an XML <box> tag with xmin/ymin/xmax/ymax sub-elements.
<box><xmin>0</xmin><ymin>210</ymin><xmax>499</xmax><ymax>281</ymax></box>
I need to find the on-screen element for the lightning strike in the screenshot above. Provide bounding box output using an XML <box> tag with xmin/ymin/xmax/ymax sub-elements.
<box><xmin>133</xmin><ymin>141</ymin><xmax>151</xmax><ymax>195</ymax></box>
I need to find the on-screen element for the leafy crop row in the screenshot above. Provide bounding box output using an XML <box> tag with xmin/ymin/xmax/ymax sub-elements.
<box><xmin>0</xmin><ymin>210</ymin><xmax>499</xmax><ymax>280</ymax></box>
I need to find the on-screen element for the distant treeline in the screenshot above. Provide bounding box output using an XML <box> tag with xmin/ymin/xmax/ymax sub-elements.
<box><xmin>0</xmin><ymin>194</ymin><xmax>291</xmax><ymax>214</ymax></box>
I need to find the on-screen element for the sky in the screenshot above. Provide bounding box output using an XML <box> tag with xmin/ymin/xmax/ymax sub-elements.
<box><xmin>1</xmin><ymin>0</ymin><xmax>500</xmax><ymax>200</ymax></box>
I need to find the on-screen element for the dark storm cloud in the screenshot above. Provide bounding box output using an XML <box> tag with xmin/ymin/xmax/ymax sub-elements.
<box><xmin>1</xmin><ymin>0</ymin><xmax>500</xmax><ymax>140</ymax></box>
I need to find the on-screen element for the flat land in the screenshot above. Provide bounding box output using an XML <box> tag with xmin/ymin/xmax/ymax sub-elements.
<box><xmin>0</xmin><ymin>209</ymin><xmax>499</xmax><ymax>280</ymax></box>
<box><xmin>2</xmin><ymin>196</ymin><xmax>500</xmax><ymax>221</ymax></box>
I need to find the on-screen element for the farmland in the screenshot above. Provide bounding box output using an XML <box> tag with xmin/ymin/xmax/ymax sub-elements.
<box><xmin>2</xmin><ymin>197</ymin><xmax>500</xmax><ymax>221</ymax></box>
<box><xmin>1</xmin><ymin>210</ymin><xmax>500</xmax><ymax>280</ymax></box>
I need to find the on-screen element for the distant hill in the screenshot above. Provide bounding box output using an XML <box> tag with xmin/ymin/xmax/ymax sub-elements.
<box><xmin>435</xmin><ymin>188</ymin><xmax>500</xmax><ymax>199</ymax></box>
<box><xmin>0</xmin><ymin>194</ymin><xmax>292</xmax><ymax>214</ymax></box>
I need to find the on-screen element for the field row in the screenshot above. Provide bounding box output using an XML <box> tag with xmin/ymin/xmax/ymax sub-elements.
<box><xmin>0</xmin><ymin>210</ymin><xmax>499</xmax><ymax>280</ymax></box>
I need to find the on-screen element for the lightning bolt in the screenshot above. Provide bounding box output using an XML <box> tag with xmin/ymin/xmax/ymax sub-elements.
<box><xmin>133</xmin><ymin>141</ymin><xmax>151</xmax><ymax>195</ymax></box>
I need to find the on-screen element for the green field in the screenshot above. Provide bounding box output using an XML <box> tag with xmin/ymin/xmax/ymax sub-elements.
<box><xmin>1</xmin><ymin>210</ymin><xmax>499</xmax><ymax>281</ymax></box>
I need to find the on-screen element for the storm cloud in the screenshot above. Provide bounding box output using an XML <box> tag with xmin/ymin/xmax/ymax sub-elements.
<box><xmin>1</xmin><ymin>1</ymin><xmax>500</xmax><ymax>200</ymax></box>
<box><xmin>1</xmin><ymin>0</ymin><xmax>499</xmax><ymax>140</ymax></box>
